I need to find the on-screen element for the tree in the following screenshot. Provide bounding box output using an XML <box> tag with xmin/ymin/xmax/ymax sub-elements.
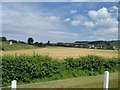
<box><xmin>0</xmin><ymin>37</ymin><xmax>7</xmax><ymax>42</ymax></box>
<box><xmin>9</xmin><ymin>40</ymin><xmax>17</xmax><ymax>43</ymax></box>
<box><xmin>47</xmin><ymin>40</ymin><xmax>50</xmax><ymax>45</ymax></box>
<box><xmin>27</xmin><ymin>37</ymin><xmax>34</xmax><ymax>45</ymax></box>
<box><xmin>18</xmin><ymin>41</ymin><xmax>26</xmax><ymax>44</ymax></box>
<box><xmin>34</xmin><ymin>42</ymin><xmax>39</xmax><ymax>45</ymax></box>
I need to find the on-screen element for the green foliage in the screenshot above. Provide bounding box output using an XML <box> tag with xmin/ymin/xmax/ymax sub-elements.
<box><xmin>47</xmin><ymin>41</ymin><xmax>50</xmax><ymax>45</ymax></box>
<box><xmin>9</xmin><ymin>40</ymin><xmax>18</xmax><ymax>43</ymax></box>
<box><xmin>0</xmin><ymin>37</ymin><xmax>7</xmax><ymax>42</ymax></box>
<box><xmin>2</xmin><ymin>55</ymin><xmax>119</xmax><ymax>86</ymax></box>
<box><xmin>27</xmin><ymin>37</ymin><xmax>34</xmax><ymax>45</ymax></box>
<box><xmin>64</xmin><ymin>55</ymin><xmax>119</xmax><ymax>75</ymax></box>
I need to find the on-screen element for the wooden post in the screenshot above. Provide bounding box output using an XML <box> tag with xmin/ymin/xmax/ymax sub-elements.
<box><xmin>11</xmin><ymin>80</ymin><xmax>17</xmax><ymax>90</ymax></box>
<box><xmin>103</xmin><ymin>71</ymin><xmax>109</xmax><ymax>90</ymax></box>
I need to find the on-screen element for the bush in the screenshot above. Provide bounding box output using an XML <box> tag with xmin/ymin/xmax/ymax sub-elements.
<box><xmin>2</xmin><ymin>55</ymin><xmax>119</xmax><ymax>86</ymax></box>
<box><xmin>64</xmin><ymin>55</ymin><xmax>119</xmax><ymax>75</ymax></box>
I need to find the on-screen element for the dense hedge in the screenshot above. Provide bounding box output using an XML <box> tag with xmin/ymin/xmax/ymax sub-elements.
<box><xmin>2</xmin><ymin>55</ymin><xmax>119</xmax><ymax>86</ymax></box>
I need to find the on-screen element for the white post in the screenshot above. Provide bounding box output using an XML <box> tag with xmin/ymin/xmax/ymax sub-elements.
<box><xmin>11</xmin><ymin>80</ymin><xmax>17</xmax><ymax>90</ymax></box>
<box><xmin>103</xmin><ymin>71</ymin><xmax>109</xmax><ymax>90</ymax></box>
<box><xmin>10</xmin><ymin>41</ymin><xmax>13</xmax><ymax>45</ymax></box>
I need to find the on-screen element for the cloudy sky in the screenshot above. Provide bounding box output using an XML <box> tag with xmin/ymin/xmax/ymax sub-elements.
<box><xmin>2</xmin><ymin>2</ymin><xmax>118</xmax><ymax>43</ymax></box>
<box><xmin>2</xmin><ymin>0</ymin><xmax>120</xmax><ymax>2</ymax></box>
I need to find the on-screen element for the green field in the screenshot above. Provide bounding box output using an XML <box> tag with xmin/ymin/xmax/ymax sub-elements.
<box><xmin>17</xmin><ymin>72</ymin><xmax>118</xmax><ymax>88</ymax></box>
<box><xmin>2</xmin><ymin>41</ymin><xmax>38</xmax><ymax>51</ymax></box>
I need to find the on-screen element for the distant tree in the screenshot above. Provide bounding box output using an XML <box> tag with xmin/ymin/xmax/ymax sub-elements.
<box><xmin>18</xmin><ymin>41</ymin><xmax>26</xmax><ymax>44</ymax></box>
<box><xmin>34</xmin><ymin>42</ymin><xmax>39</xmax><ymax>45</ymax></box>
<box><xmin>1</xmin><ymin>37</ymin><xmax>7</xmax><ymax>42</ymax></box>
<box><xmin>47</xmin><ymin>40</ymin><xmax>50</xmax><ymax>45</ymax></box>
<box><xmin>39</xmin><ymin>42</ymin><xmax>43</xmax><ymax>45</ymax></box>
<box><xmin>9</xmin><ymin>40</ymin><xmax>17</xmax><ymax>43</ymax></box>
<box><xmin>27</xmin><ymin>37</ymin><xmax>34</xmax><ymax>45</ymax></box>
<box><xmin>105</xmin><ymin>42</ymin><xmax>110</xmax><ymax>46</ymax></box>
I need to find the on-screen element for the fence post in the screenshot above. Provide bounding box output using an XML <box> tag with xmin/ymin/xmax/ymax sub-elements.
<box><xmin>11</xmin><ymin>80</ymin><xmax>17</xmax><ymax>90</ymax></box>
<box><xmin>103</xmin><ymin>71</ymin><xmax>109</xmax><ymax>90</ymax></box>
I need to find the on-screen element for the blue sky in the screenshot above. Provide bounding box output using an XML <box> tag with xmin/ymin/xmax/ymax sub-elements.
<box><xmin>2</xmin><ymin>0</ymin><xmax>119</xmax><ymax>2</ymax></box>
<box><xmin>2</xmin><ymin>2</ymin><xmax>118</xmax><ymax>43</ymax></box>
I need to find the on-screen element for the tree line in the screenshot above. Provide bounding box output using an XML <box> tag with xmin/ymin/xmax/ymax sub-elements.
<box><xmin>0</xmin><ymin>36</ymin><xmax>50</xmax><ymax>46</ymax></box>
<box><xmin>0</xmin><ymin>36</ymin><xmax>119</xmax><ymax>50</ymax></box>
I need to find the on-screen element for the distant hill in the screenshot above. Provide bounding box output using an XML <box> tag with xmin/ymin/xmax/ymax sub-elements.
<box><xmin>74</xmin><ymin>40</ymin><xmax>119</xmax><ymax>50</ymax></box>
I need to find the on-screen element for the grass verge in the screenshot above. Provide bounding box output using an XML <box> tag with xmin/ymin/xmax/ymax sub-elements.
<box><xmin>16</xmin><ymin>72</ymin><xmax>118</xmax><ymax>88</ymax></box>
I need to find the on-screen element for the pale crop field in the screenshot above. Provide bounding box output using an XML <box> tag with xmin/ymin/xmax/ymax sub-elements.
<box><xmin>2</xmin><ymin>47</ymin><xmax>118</xmax><ymax>59</ymax></box>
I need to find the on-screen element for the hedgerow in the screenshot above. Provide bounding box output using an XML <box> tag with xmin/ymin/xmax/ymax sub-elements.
<box><xmin>2</xmin><ymin>54</ymin><xmax>119</xmax><ymax>86</ymax></box>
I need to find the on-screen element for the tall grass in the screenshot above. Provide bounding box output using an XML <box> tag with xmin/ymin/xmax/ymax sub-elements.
<box><xmin>2</xmin><ymin>54</ymin><xmax>119</xmax><ymax>86</ymax></box>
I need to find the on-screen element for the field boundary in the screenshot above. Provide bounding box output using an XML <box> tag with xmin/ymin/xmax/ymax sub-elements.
<box><xmin>6</xmin><ymin>72</ymin><xmax>118</xmax><ymax>88</ymax></box>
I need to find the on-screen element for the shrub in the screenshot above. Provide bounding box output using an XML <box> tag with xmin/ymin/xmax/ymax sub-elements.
<box><xmin>2</xmin><ymin>55</ymin><xmax>119</xmax><ymax>86</ymax></box>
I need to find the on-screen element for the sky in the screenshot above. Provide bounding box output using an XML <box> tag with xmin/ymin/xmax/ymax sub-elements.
<box><xmin>1</xmin><ymin>0</ymin><xmax>120</xmax><ymax>2</ymax></box>
<box><xmin>1</xmin><ymin>2</ymin><xmax>119</xmax><ymax>43</ymax></box>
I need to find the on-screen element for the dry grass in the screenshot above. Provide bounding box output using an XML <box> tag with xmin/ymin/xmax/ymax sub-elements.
<box><xmin>2</xmin><ymin>47</ymin><xmax>118</xmax><ymax>59</ymax></box>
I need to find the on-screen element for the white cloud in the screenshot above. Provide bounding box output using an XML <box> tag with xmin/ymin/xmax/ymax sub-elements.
<box><xmin>74</xmin><ymin>34</ymin><xmax>78</xmax><ymax>36</ymax></box>
<box><xmin>79</xmin><ymin>27</ymin><xmax>118</xmax><ymax>41</ymax></box>
<box><xmin>2</xmin><ymin>4</ymin><xmax>72</xmax><ymax>42</ymax></box>
<box><xmin>83</xmin><ymin>21</ymin><xmax>95</xmax><ymax>28</ymax></box>
<box><xmin>79</xmin><ymin>6</ymin><xmax>118</xmax><ymax>40</ymax></box>
<box><xmin>93</xmin><ymin>28</ymin><xmax>118</xmax><ymax>39</ymax></box>
<box><xmin>88</xmin><ymin>7</ymin><xmax>118</xmax><ymax>29</ymax></box>
<box><xmin>48</xmin><ymin>31</ymin><xmax>79</xmax><ymax>39</ymax></box>
<box><xmin>88</xmin><ymin>11</ymin><xmax>97</xmax><ymax>20</ymax></box>
<box><xmin>96</xmin><ymin>18</ymin><xmax>118</xmax><ymax>28</ymax></box>
<box><xmin>71</xmin><ymin>20</ymin><xmax>81</xmax><ymax>26</ymax></box>
<box><xmin>88</xmin><ymin>7</ymin><xmax>111</xmax><ymax>20</ymax></box>
<box><xmin>70</xmin><ymin>10</ymin><xmax>78</xmax><ymax>14</ymax></box>
<box><xmin>68</xmin><ymin>15</ymin><xmax>89</xmax><ymax>27</ymax></box>
<box><xmin>64</xmin><ymin>18</ymin><xmax>71</xmax><ymax>22</ymax></box>
<box><xmin>109</xmin><ymin>6</ymin><xmax>118</xmax><ymax>13</ymax></box>
<box><xmin>112</xmin><ymin>6</ymin><xmax>118</xmax><ymax>11</ymax></box>
<box><xmin>109</xmin><ymin>6</ymin><xmax>118</xmax><ymax>18</ymax></box>
<box><xmin>75</xmin><ymin>15</ymin><xmax>88</xmax><ymax>21</ymax></box>
<box><xmin>2</xmin><ymin>3</ymin><xmax>82</xmax><ymax>42</ymax></box>
<box><xmin>46</xmin><ymin>16</ymin><xmax>60</xmax><ymax>21</ymax></box>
